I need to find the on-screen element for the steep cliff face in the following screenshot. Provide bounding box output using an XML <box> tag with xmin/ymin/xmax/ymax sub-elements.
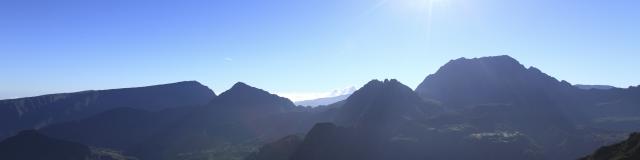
<box><xmin>0</xmin><ymin>81</ymin><xmax>215</xmax><ymax>139</ymax></box>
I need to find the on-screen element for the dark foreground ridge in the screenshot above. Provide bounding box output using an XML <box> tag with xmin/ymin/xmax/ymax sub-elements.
<box><xmin>0</xmin><ymin>130</ymin><xmax>91</xmax><ymax>160</ymax></box>
<box><xmin>581</xmin><ymin>133</ymin><xmax>640</xmax><ymax>160</ymax></box>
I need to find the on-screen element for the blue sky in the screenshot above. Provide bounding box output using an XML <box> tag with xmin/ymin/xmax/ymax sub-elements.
<box><xmin>1</xmin><ymin>0</ymin><xmax>639</xmax><ymax>101</ymax></box>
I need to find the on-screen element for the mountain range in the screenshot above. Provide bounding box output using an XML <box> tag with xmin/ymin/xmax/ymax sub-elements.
<box><xmin>1</xmin><ymin>55</ymin><xmax>638</xmax><ymax>160</ymax></box>
<box><xmin>251</xmin><ymin>56</ymin><xmax>640</xmax><ymax>160</ymax></box>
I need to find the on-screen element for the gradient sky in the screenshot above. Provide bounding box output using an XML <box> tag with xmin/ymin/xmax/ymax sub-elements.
<box><xmin>1</xmin><ymin>0</ymin><xmax>639</xmax><ymax>101</ymax></box>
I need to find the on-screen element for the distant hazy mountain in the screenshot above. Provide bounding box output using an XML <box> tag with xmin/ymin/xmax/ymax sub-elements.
<box><xmin>295</xmin><ymin>94</ymin><xmax>350</xmax><ymax>107</ymax></box>
<box><xmin>581</xmin><ymin>132</ymin><xmax>640</xmax><ymax>160</ymax></box>
<box><xmin>294</xmin><ymin>87</ymin><xmax>356</xmax><ymax>107</ymax></box>
<box><xmin>0</xmin><ymin>81</ymin><xmax>215</xmax><ymax>139</ymax></box>
<box><xmin>574</xmin><ymin>84</ymin><xmax>617</xmax><ymax>90</ymax></box>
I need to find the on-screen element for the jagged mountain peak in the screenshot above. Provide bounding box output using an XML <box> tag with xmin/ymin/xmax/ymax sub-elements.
<box><xmin>354</xmin><ymin>79</ymin><xmax>412</xmax><ymax>95</ymax></box>
<box><xmin>362</xmin><ymin>79</ymin><xmax>404</xmax><ymax>87</ymax></box>
<box><xmin>443</xmin><ymin>55</ymin><xmax>524</xmax><ymax>71</ymax></box>
<box><xmin>343</xmin><ymin>79</ymin><xmax>418</xmax><ymax>107</ymax></box>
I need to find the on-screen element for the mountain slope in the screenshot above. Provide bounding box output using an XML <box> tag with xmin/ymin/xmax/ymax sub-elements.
<box><xmin>581</xmin><ymin>132</ymin><xmax>640</xmax><ymax>160</ymax></box>
<box><xmin>0</xmin><ymin>130</ymin><xmax>91</xmax><ymax>160</ymax></box>
<box><xmin>0</xmin><ymin>81</ymin><xmax>215</xmax><ymax>139</ymax></box>
<box><xmin>245</xmin><ymin>135</ymin><xmax>303</xmax><ymax>160</ymax></box>
<box><xmin>334</xmin><ymin>79</ymin><xmax>441</xmax><ymax>128</ymax></box>
<box><xmin>0</xmin><ymin>130</ymin><xmax>136</xmax><ymax>160</ymax></box>
<box><xmin>41</xmin><ymin>107</ymin><xmax>195</xmax><ymax>150</ymax></box>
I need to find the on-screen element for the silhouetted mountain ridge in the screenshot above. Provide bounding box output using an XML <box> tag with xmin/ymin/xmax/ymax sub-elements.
<box><xmin>0</xmin><ymin>81</ymin><xmax>215</xmax><ymax>139</ymax></box>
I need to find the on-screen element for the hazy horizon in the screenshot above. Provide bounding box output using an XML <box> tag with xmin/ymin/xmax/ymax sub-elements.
<box><xmin>2</xmin><ymin>0</ymin><xmax>639</xmax><ymax>100</ymax></box>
